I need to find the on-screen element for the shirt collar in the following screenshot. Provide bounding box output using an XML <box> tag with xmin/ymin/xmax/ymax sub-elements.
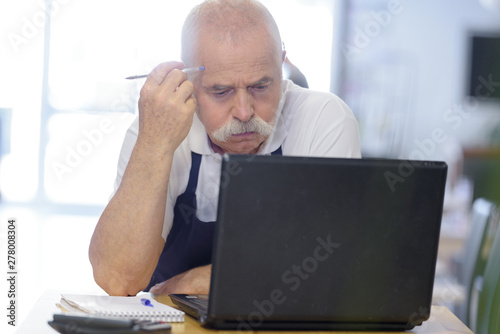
<box><xmin>187</xmin><ymin>112</ymin><xmax>213</xmax><ymax>155</ymax></box>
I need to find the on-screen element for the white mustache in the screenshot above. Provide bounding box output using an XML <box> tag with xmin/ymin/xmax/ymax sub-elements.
<box><xmin>211</xmin><ymin>116</ymin><xmax>274</xmax><ymax>142</ymax></box>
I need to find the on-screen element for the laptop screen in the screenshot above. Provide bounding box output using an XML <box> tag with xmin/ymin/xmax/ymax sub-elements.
<box><xmin>207</xmin><ymin>155</ymin><xmax>447</xmax><ymax>329</ymax></box>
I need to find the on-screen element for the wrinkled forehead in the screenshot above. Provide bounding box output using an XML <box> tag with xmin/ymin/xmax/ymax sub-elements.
<box><xmin>183</xmin><ymin>4</ymin><xmax>283</xmax><ymax>66</ymax></box>
<box><xmin>194</xmin><ymin>30</ymin><xmax>281</xmax><ymax>88</ymax></box>
<box><xmin>197</xmin><ymin>23</ymin><xmax>281</xmax><ymax>64</ymax></box>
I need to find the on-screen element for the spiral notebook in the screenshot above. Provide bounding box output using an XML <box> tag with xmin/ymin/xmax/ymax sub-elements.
<box><xmin>57</xmin><ymin>294</ymin><xmax>184</xmax><ymax>323</ymax></box>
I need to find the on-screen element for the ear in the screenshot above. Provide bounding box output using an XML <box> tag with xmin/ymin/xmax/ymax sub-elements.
<box><xmin>282</xmin><ymin>49</ymin><xmax>287</xmax><ymax>63</ymax></box>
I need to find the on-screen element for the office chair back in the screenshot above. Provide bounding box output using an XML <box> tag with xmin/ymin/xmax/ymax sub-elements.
<box><xmin>456</xmin><ymin>198</ymin><xmax>495</xmax><ymax>325</ymax></box>
<box><xmin>476</xmin><ymin>209</ymin><xmax>500</xmax><ymax>334</ymax></box>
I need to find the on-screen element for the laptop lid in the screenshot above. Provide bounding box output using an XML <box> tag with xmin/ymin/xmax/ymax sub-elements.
<box><xmin>205</xmin><ymin>155</ymin><xmax>447</xmax><ymax>330</ymax></box>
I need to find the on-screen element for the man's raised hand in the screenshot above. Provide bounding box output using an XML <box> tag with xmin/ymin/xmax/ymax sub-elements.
<box><xmin>138</xmin><ymin>61</ymin><xmax>197</xmax><ymax>155</ymax></box>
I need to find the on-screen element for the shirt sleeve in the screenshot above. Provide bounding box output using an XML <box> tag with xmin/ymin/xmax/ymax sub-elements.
<box><xmin>281</xmin><ymin>83</ymin><xmax>361</xmax><ymax>158</ymax></box>
<box><xmin>309</xmin><ymin>96</ymin><xmax>362</xmax><ymax>158</ymax></box>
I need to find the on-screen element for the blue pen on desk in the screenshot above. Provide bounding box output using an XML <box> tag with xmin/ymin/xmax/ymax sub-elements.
<box><xmin>141</xmin><ymin>298</ymin><xmax>154</xmax><ymax>308</ymax></box>
<box><xmin>125</xmin><ymin>66</ymin><xmax>205</xmax><ymax>80</ymax></box>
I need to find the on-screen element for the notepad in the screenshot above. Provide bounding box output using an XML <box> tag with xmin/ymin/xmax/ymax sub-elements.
<box><xmin>57</xmin><ymin>294</ymin><xmax>184</xmax><ymax>323</ymax></box>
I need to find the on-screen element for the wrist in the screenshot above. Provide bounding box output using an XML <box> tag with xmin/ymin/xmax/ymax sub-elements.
<box><xmin>134</xmin><ymin>135</ymin><xmax>178</xmax><ymax>160</ymax></box>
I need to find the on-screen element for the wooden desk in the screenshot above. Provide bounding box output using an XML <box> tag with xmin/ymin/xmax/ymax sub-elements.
<box><xmin>15</xmin><ymin>290</ymin><xmax>473</xmax><ymax>334</ymax></box>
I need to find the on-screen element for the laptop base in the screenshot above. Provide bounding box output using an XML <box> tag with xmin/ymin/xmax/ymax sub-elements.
<box><xmin>170</xmin><ymin>294</ymin><xmax>422</xmax><ymax>331</ymax></box>
<box><xmin>200</xmin><ymin>318</ymin><xmax>418</xmax><ymax>331</ymax></box>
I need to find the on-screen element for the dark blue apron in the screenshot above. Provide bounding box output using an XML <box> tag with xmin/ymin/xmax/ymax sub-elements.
<box><xmin>146</xmin><ymin>147</ymin><xmax>282</xmax><ymax>290</ymax></box>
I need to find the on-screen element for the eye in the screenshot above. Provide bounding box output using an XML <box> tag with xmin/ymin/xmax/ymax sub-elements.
<box><xmin>213</xmin><ymin>90</ymin><xmax>230</xmax><ymax>98</ymax></box>
<box><xmin>251</xmin><ymin>84</ymin><xmax>270</xmax><ymax>92</ymax></box>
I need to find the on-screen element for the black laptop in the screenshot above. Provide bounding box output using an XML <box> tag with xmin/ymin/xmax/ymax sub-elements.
<box><xmin>170</xmin><ymin>155</ymin><xmax>447</xmax><ymax>331</ymax></box>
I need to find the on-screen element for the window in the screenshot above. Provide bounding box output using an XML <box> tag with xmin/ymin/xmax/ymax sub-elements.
<box><xmin>0</xmin><ymin>0</ymin><xmax>336</xmax><ymax>209</ymax></box>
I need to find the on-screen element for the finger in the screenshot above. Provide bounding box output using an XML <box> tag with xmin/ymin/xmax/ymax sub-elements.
<box><xmin>175</xmin><ymin>80</ymin><xmax>195</xmax><ymax>102</ymax></box>
<box><xmin>149</xmin><ymin>283</ymin><xmax>161</xmax><ymax>294</ymax></box>
<box><xmin>160</xmin><ymin>69</ymin><xmax>189</xmax><ymax>94</ymax></box>
<box><xmin>185</xmin><ymin>96</ymin><xmax>197</xmax><ymax>111</ymax></box>
<box><xmin>150</xmin><ymin>282</ymin><xmax>168</xmax><ymax>295</ymax></box>
<box><xmin>144</xmin><ymin>61</ymin><xmax>184</xmax><ymax>88</ymax></box>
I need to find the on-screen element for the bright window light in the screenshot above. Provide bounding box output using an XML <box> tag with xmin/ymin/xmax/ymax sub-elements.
<box><xmin>264</xmin><ymin>0</ymin><xmax>333</xmax><ymax>91</ymax></box>
<box><xmin>1</xmin><ymin>0</ymin><xmax>336</xmax><ymax>206</ymax></box>
<box><xmin>44</xmin><ymin>112</ymin><xmax>135</xmax><ymax>205</ymax></box>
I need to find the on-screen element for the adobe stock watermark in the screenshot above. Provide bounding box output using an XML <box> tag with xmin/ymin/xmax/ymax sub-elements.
<box><xmin>432</xmin><ymin>277</ymin><xmax>465</xmax><ymax>307</ymax></box>
<box><xmin>6</xmin><ymin>219</ymin><xmax>18</xmax><ymax>327</ymax></box>
<box><xmin>7</xmin><ymin>0</ymin><xmax>73</xmax><ymax>54</ymax></box>
<box><xmin>51</xmin><ymin>117</ymin><xmax>116</xmax><ymax>182</ymax></box>
<box><xmin>51</xmin><ymin>90</ymin><xmax>137</xmax><ymax>182</ymax></box>
<box><xmin>236</xmin><ymin>235</ymin><xmax>341</xmax><ymax>332</ymax></box>
<box><xmin>385</xmin><ymin>74</ymin><xmax>500</xmax><ymax>192</ymax></box>
<box><xmin>341</xmin><ymin>0</ymin><xmax>408</xmax><ymax>60</ymax></box>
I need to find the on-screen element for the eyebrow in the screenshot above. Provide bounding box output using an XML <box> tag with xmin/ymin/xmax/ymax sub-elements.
<box><xmin>205</xmin><ymin>76</ymin><xmax>274</xmax><ymax>92</ymax></box>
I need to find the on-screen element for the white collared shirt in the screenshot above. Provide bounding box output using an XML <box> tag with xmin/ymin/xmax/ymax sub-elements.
<box><xmin>113</xmin><ymin>80</ymin><xmax>361</xmax><ymax>239</ymax></box>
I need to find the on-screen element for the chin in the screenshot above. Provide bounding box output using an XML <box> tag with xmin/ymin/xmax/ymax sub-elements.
<box><xmin>218</xmin><ymin>139</ymin><xmax>265</xmax><ymax>155</ymax></box>
<box><xmin>225</xmin><ymin>144</ymin><xmax>261</xmax><ymax>155</ymax></box>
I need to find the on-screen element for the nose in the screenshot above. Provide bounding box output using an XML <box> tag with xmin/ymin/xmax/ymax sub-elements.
<box><xmin>231</xmin><ymin>89</ymin><xmax>254</xmax><ymax>122</ymax></box>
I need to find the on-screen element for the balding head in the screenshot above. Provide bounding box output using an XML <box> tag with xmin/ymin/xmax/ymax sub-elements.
<box><xmin>181</xmin><ymin>0</ymin><xmax>283</xmax><ymax>68</ymax></box>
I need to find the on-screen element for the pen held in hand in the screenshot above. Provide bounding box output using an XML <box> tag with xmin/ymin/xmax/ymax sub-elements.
<box><xmin>125</xmin><ymin>66</ymin><xmax>205</xmax><ymax>80</ymax></box>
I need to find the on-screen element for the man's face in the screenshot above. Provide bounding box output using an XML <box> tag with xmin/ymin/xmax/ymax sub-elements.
<box><xmin>192</xmin><ymin>28</ymin><xmax>283</xmax><ymax>154</ymax></box>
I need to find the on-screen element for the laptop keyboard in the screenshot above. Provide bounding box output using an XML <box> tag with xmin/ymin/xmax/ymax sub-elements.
<box><xmin>185</xmin><ymin>294</ymin><xmax>209</xmax><ymax>308</ymax></box>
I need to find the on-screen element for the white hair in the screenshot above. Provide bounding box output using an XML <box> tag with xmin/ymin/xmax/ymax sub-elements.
<box><xmin>181</xmin><ymin>0</ymin><xmax>283</xmax><ymax>67</ymax></box>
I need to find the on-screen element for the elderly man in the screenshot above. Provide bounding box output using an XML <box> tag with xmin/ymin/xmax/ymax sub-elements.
<box><xmin>89</xmin><ymin>0</ymin><xmax>361</xmax><ymax>297</ymax></box>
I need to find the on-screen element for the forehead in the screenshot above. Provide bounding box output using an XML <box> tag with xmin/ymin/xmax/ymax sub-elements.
<box><xmin>195</xmin><ymin>29</ymin><xmax>280</xmax><ymax>87</ymax></box>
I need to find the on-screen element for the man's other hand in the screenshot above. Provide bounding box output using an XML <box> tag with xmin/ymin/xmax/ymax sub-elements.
<box><xmin>149</xmin><ymin>265</ymin><xmax>211</xmax><ymax>295</ymax></box>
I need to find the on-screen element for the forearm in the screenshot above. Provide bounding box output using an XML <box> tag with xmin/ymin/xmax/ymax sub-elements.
<box><xmin>150</xmin><ymin>265</ymin><xmax>212</xmax><ymax>295</ymax></box>
<box><xmin>89</xmin><ymin>61</ymin><xmax>196</xmax><ymax>296</ymax></box>
<box><xmin>89</xmin><ymin>139</ymin><xmax>174</xmax><ymax>296</ymax></box>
